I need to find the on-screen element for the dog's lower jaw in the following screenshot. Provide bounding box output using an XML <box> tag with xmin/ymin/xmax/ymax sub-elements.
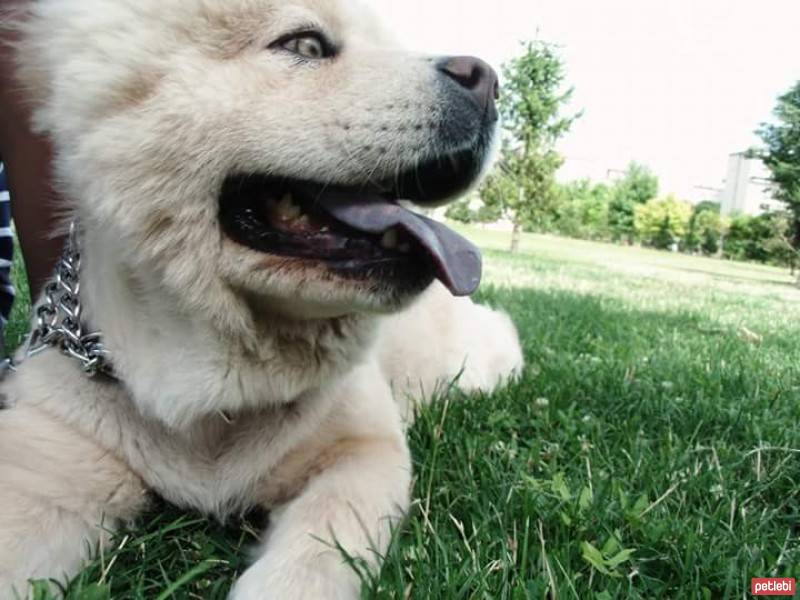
<box><xmin>76</xmin><ymin>229</ymin><xmax>380</xmax><ymax>430</ymax></box>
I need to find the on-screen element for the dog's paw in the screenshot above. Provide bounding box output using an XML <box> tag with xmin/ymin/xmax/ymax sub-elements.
<box><xmin>230</xmin><ymin>557</ymin><xmax>360</xmax><ymax>600</ymax></box>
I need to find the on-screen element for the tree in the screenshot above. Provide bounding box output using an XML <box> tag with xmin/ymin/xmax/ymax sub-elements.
<box><xmin>608</xmin><ymin>163</ymin><xmax>659</xmax><ymax>243</ymax></box>
<box><xmin>445</xmin><ymin>192</ymin><xmax>504</xmax><ymax>225</ymax></box>
<box><xmin>553</xmin><ymin>179</ymin><xmax>611</xmax><ymax>240</ymax></box>
<box><xmin>760</xmin><ymin>212</ymin><xmax>798</xmax><ymax>270</ymax></box>
<box><xmin>755</xmin><ymin>81</ymin><xmax>800</xmax><ymax>248</ymax></box>
<box><xmin>582</xmin><ymin>183</ymin><xmax>613</xmax><ymax>240</ymax></box>
<box><xmin>723</xmin><ymin>211</ymin><xmax>796</xmax><ymax>267</ymax></box>
<box><xmin>633</xmin><ymin>195</ymin><xmax>692</xmax><ymax>250</ymax></box>
<box><xmin>445</xmin><ymin>196</ymin><xmax>477</xmax><ymax>224</ymax></box>
<box><xmin>683</xmin><ymin>202</ymin><xmax>724</xmax><ymax>255</ymax></box>
<box><xmin>696</xmin><ymin>209</ymin><xmax>726</xmax><ymax>255</ymax></box>
<box><xmin>476</xmin><ymin>42</ymin><xmax>579</xmax><ymax>252</ymax></box>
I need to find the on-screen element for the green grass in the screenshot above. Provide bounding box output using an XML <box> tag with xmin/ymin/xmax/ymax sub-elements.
<box><xmin>8</xmin><ymin>229</ymin><xmax>800</xmax><ymax>599</ymax></box>
<box><xmin>6</xmin><ymin>236</ymin><xmax>32</xmax><ymax>353</ymax></box>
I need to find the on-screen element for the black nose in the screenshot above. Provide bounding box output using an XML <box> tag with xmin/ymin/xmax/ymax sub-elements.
<box><xmin>437</xmin><ymin>56</ymin><xmax>499</xmax><ymax>118</ymax></box>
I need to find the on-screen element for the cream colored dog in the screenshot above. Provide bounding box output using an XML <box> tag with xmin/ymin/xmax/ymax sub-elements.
<box><xmin>0</xmin><ymin>0</ymin><xmax>523</xmax><ymax>597</ymax></box>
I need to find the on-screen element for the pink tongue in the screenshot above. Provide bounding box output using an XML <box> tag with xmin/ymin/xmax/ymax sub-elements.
<box><xmin>315</xmin><ymin>191</ymin><xmax>482</xmax><ymax>296</ymax></box>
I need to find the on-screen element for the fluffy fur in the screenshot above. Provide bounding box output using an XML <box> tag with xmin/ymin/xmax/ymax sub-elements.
<box><xmin>0</xmin><ymin>0</ymin><xmax>523</xmax><ymax>597</ymax></box>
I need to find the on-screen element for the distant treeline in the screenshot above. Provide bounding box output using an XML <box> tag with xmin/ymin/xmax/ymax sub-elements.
<box><xmin>446</xmin><ymin>162</ymin><xmax>796</xmax><ymax>268</ymax></box>
<box><xmin>476</xmin><ymin>35</ymin><xmax>798</xmax><ymax>270</ymax></box>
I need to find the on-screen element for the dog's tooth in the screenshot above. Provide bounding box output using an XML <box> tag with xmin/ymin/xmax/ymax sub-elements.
<box><xmin>277</xmin><ymin>193</ymin><xmax>301</xmax><ymax>220</ymax></box>
<box><xmin>381</xmin><ymin>228</ymin><xmax>399</xmax><ymax>249</ymax></box>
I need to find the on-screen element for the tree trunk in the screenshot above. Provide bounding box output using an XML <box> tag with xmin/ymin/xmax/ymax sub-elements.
<box><xmin>510</xmin><ymin>186</ymin><xmax>524</xmax><ymax>253</ymax></box>
<box><xmin>510</xmin><ymin>221</ymin><xmax>521</xmax><ymax>253</ymax></box>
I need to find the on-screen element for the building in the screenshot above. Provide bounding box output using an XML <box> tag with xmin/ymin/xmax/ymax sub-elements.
<box><xmin>718</xmin><ymin>152</ymin><xmax>785</xmax><ymax>216</ymax></box>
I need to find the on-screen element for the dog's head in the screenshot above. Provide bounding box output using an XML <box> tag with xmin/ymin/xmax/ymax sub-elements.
<box><xmin>14</xmin><ymin>0</ymin><xmax>498</xmax><ymax>330</ymax></box>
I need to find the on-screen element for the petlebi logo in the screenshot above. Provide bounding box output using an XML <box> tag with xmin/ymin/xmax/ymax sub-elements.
<box><xmin>751</xmin><ymin>578</ymin><xmax>795</xmax><ymax>596</ymax></box>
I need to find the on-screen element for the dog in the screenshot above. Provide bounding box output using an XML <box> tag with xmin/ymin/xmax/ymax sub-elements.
<box><xmin>0</xmin><ymin>0</ymin><xmax>523</xmax><ymax>597</ymax></box>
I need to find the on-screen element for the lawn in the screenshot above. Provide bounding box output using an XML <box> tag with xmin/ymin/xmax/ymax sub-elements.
<box><xmin>10</xmin><ymin>228</ymin><xmax>800</xmax><ymax>599</ymax></box>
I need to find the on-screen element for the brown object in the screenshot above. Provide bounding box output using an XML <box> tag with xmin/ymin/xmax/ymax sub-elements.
<box><xmin>0</xmin><ymin>2</ymin><xmax>65</xmax><ymax>301</ymax></box>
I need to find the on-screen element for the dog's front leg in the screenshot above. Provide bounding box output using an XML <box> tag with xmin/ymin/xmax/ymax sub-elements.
<box><xmin>0</xmin><ymin>403</ymin><xmax>148</xmax><ymax>597</ymax></box>
<box><xmin>231</xmin><ymin>367</ymin><xmax>411</xmax><ymax>600</ymax></box>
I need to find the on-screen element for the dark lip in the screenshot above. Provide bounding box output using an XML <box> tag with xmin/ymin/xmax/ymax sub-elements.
<box><xmin>217</xmin><ymin>140</ymin><xmax>491</xmax><ymax>294</ymax></box>
<box><xmin>218</xmin><ymin>175</ymin><xmax>428</xmax><ymax>263</ymax></box>
<box><xmin>219</xmin><ymin>176</ymin><xmax>437</xmax><ymax>294</ymax></box>
<box><xmin>218</xmin><ymin>141</ymin><xmax>489</xmax><ymax>257</ymax></box>
<box><xmin>376</xmin><ymin>144</ymin><xmax>488</xmax><ymax>207</ymax></box>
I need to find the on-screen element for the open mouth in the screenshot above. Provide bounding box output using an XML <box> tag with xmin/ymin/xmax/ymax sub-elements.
<box><xmin>219</xmin><ymin>153</ymin><xmax>485</xmax><ymax>297</ymax></box>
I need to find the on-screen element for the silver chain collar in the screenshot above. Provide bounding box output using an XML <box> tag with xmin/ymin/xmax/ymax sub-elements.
<box><xmin>26</xmin><ymin>221</ymin><xmax>115</xmax><ymax>379</ymax></box>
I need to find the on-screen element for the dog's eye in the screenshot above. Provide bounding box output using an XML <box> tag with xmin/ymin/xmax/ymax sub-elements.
<box><xmin>276</xmin><ymin>33</ymin><xmax>334</xmax><ymax>60</ymax></box>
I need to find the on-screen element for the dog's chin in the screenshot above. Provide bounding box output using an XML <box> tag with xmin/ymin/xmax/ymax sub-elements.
<box><xmin>218</xmin><ymin>146</ymin><xmax>491</xmax><ymax>317</ymax></box>
<box><xmin>238</xmin><ymin>268</ymin><xmax>430</xmax><ymax>322</ymax></box>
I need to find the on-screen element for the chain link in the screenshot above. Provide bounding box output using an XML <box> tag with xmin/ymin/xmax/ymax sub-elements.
<box><xmin>27</xmin><ymin>222</ymin><xmax>115</xmax><ymax>378</ymax></box>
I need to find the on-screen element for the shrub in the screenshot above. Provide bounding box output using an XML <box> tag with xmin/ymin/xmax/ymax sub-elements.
<box><xmin>683</xmin><ymin>203</ymin><xmax>724</xmax><ymax>255</ymax></box>
<box><xmin>634</xmin><ymin>196</ymin><xmax>692</xmax><ymax>249</ymax></box>
<box><xmin>723</xmin><ymin>211</ymin><xmax>796</xmax><ymax>267</ymax></box>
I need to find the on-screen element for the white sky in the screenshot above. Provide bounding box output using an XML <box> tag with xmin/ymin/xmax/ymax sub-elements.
<box><xmin>373</xmin><ymin>0</ymin><xmax>800</xmax><ymax>202</ymax></box>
